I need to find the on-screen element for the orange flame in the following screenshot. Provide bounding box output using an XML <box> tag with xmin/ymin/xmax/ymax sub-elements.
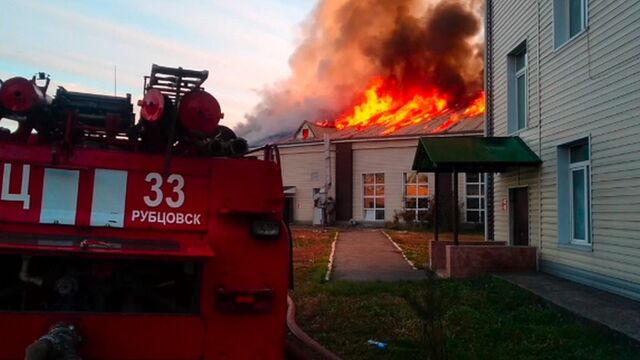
<box><xmin>325</xmin><ymin>77</ymin><xmax>484</xmax><ymax>134</ymax></box>
<box><xmin>431</xmin><ymin>91</ymin><xmax>485</xmax><ymax>133</ymax></box>
<box><xmin>461</xmin><ymin>92</ymin><xmax>486</xmax><ymax>117</ymax></box>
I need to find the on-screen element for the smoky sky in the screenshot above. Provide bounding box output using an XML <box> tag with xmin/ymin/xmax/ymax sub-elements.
<box><xmin>236</xmin><ymin>0</ymin><xmax>484</xmax><ymax>144</ymax></box>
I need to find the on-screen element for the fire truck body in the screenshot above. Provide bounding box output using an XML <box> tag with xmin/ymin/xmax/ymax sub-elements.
<box><xmin>0</xmin><ymin>66</ymin><xmax>289</xmax><ymax>359</ymax></box>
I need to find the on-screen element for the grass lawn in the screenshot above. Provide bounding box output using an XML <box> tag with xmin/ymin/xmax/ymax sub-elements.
<box><xmin>384</xmin><ymin>230</ymin><xmax>484</xmax><ymax>269</ymax></box>
<box><xmin>290</xmin><ymin>227</ymin><xmax>640</xmax><ymax>360</ymax></box>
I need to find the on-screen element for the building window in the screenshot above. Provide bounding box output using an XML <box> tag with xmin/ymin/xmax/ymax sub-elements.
<box><xmin>403</xmin><ymin>172</ymin><xmax>430</xmax><ymax>221</ymax></box>
<box><xmin>508</xmin><ymin>43</ymin><xmax>527</xmax><ymax>134</ymax></box>
<box><xmin>557</xmin><ymin>138</ymin><xmax>591</xmax><ymax>246</ymax></box>
<box><xmin>465</xmin><ymin>173</ymin><xmax>485</xmax><ymax>223</ymax></box>
<box><xmin>569</xmin><ymin>142</ymin><xmax>590</xmax><ymax>243</ymax></box>
<box><xmin>554</xmin><ymin>0</ymin><xmax>587</xmax><ymax>48</ymax></box>
<box><xmin>363</xmin><ymin>173</ymin><xmax>384</xmax><ymax>221</ymax></box>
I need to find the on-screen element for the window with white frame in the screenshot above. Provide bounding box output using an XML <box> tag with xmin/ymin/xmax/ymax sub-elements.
<box><xmin>508</xmin><ymin>44</ymin><xmax>527</xmax><ymax>134</ymax></box>
<box><xmin>403</xmin><ymin>172</ymin><xmax>430</xmax><ymax>221</ymax></box>
<box><xmin>554</xmin><ymin>0</ymin><xmax>587</xmax><ymax>48</ymax></box>
<box><xmin>557</xmin><ymin>138</ymin><xmax>591</xmax><ymax>246</ymax></box>
<box><xmin>569</xmin><ymin>142</ymin><xmax>590</xmax><ymax>243</ymax></box>
<box><xmin>363</xmin><ymin>173</ymin><xmax>384</xmax><ymax>221</ymax></box>
<box><xmin>465</xmin><ymin>173</ymin><xmax>485</xmax><ymax>223</ymax></box>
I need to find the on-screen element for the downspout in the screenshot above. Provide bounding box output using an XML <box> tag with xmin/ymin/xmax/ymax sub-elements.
<box><xmin>537</xmin><ymin>0</ymin><xmax>543</xmax><ymax>265</ymax></box>
<box><xmin>324</xmin><ymin>134</ymin><xmax>332</xmax><ymax>196</ymax></box>
<box><xmin>323</xmin><ymin>134</ymin><xmax>332</xmax><ymax>227</ymax></box>
<box><xmin>483</xmin><ymin>0</ymin><xmax>494</xmax><ymax>241</ymax></box>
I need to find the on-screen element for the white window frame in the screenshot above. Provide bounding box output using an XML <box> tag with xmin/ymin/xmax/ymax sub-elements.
<box><xmin>402</xmin><ymin>172</ymin><xmax>430</xmax><ymax>221</ymax></box>
<box><xmin>363</xmin><ymin>173</ymin><xmax>385</xmax><ymax>221</ymax></box>
<box><xmin>556</xmin><ymin>137</ymin><xmax>592</xmax><ymax>249</ymax></box>
<box><xmin>465</xmin><ymin>173</ymin><xmax>485</xmax><ymax>223</ymax></box>
<box><xmin>569</xmin><ymin>155</ymin><xmax>590</xmax><ymax>245</ymax></box>
<box><xmin>553</xmin><ymin>0</ymin><xmax>588</xmax><ymax>49</ymax></box>
<box><xmin>507</xmin><ymin>44</ymin><xmax>527</xmax><ymax>135</ymax></box>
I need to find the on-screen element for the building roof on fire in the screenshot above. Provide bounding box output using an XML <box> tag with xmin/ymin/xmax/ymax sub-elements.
<box><xmin>280</xmin><ymin>110</ymin><xmax>483</xmax><ymax>145</ymax></box>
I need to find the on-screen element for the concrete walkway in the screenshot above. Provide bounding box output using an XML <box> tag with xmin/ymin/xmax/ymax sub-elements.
<box><xmin>499</xmin><ymin>273</ymin><xmax>640</xmax><ymax>343</ymax></box>
<box><xmin>332</xmin><ymin>229</ymin><xmax>425</xmax><ymax>281</ymax></box>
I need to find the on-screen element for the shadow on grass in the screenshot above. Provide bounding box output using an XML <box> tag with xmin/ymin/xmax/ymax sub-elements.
<box><xmin>293</xmin><ymin>274</ymin><xmax>640</xmax><ymax>360</ymax></box>
<box><xmin>290</xmin><ymin>229</ymin><xmax>639</xmax><ymax>360</ymax></box>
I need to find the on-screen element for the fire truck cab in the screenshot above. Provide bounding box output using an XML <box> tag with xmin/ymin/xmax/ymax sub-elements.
<box><xmin>0</xmin><ymin>66</ymin><xmax>289</xmax><ymax>359</ymax></box>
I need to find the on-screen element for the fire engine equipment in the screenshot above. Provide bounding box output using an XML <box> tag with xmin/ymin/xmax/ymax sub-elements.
<box><xmin>0</xmin><ymin>75</ymin><xmax>51</xmax><ymax>142</ymax></box>
<box><xmin>229</xmin><ymin>137</ymin><xmax>249</xmax><ymax>155</ymax></box>
<box><xmin>139</xmin><ymin>88</ymin><xmax>165</xmax><ymax>122</ymax></box>
<box><xmin>136</xmin><ymin>91</ymin><xmax>176</xmax><ymax>153</ymax></box>
<box><xmin>136</xmin><ymin>64</ymin><xmax>239</xmax><ymax>156</ymax></box>
<box><xmin>0</xmin><ymin>65</ymin><xmax>248</xmax><ymax>156</ymax></box>
<box><xmin>146</xmin><ymin>64</ymin><xmax>209</xmax><ymax>101</ymax></box>
<box><xmin>196</xmin><ymin>137</ymin><xmax>248</xmax><ymax>157</ymax></box>
<box><xmin>53</xmin><ymin>87</ymin><xmax>134</xmax><ymax>131</ymax></box>
<box><xmin>0</xmin><ymin>76</ymin><xmax>47</xmax><ymax>113</ymax></box>
<box><xmin>178</xmin><ymin>90</ymin><xmax>223</xmax><ymax>136</ymax></box>
<box><xmin>19</xmin><ymin>255</ymin><xmax>43</xmax><ymax>287</ymax></box>
<box><xmin>251</xmin><ymin>220</ymin><xmax>281</xmax><ymax>238</ymax></box>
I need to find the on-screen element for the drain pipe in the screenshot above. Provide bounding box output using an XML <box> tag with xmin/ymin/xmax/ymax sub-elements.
<box><xmin>483</xmin><ymin>0</ymin><xmax>495</xmax><ymax>242</ymax></box>
<box><xmin>536</xmin><ymin>0</ymin><xmax>543</xmax><ymax>267</ymax></box>
<box><xmin>287</xmin><ymin>296</ymin><xmax>341</xmax><ymax>360</ymax></box>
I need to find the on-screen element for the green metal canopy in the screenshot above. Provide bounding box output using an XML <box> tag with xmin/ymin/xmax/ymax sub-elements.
<box><xmin>412</xmin><ymin>136</ymin><xmax>541</xmax><ymax>173</ymax></box>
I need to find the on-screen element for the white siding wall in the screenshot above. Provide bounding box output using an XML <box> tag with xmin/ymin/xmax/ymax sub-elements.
<box><xmin>350</xmin><ymin>139</ymin><xmax>466</xmax><ymax>223</ymax></box>
<box><xmin>352</xmin><ymin>140</ymin><xmax>426</xmax><ymax>222</ymax></box>
<box><xmin>491</xmin><ymin>0</ymin><xmax>640</xmax><ymax>285</ymax></box>
<box><xmin>280</xmin><ymin>138</ymin><xmax>469</xmax><ymax>224</ymax></box>
<box><xmin>279</xmin><ymin>144</ymin><xmax>336</xmax><ymax>223</ymax></box>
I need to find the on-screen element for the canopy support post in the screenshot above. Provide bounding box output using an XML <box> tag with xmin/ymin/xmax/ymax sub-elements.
<box><xmin>453</xmin><ymin>170</ymin><xmax>459</xmax><ymax>246</ymax></box>
<box><xmin>433</xmin><ymin>172</ymin><xmax>439</xmax><ymax>242</ymax></box>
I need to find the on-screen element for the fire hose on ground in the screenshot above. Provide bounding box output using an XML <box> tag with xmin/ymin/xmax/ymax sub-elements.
<box><xmin>24</xmin><ymin>298</ymin><xmax>339</xmax><ymax>360</ymax></box>
<box><xmin>286</xmin><ymin>295</ymin><xmax>341</xmax><ymax>360</ymax></box>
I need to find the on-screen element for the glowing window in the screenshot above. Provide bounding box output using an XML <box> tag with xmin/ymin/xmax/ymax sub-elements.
<box><xmin>363</xmin><ymin>173</ymin><xmax>384</xmax><ymax>221</ymax></box>
<box><xmin>403</xmin><ymin>172</ymin><xmax>430</xmax><ymax>221</ymax></box>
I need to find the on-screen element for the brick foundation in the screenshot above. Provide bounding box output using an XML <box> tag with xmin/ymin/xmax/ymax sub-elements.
<box><xmin>445</xmin><ymin>245</ymin><xmax>537</xmax><ymax>279</ymax></box>
<box><xmin>429</xmin><ymin>240</ymin><xmax>506</xmax><ymax>271</ymax></box>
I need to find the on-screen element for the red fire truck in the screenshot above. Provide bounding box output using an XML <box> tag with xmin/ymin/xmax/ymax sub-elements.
<box><xmin>0</xmin><ymin>65</ymin><xmax>290</xmax><ymax>359</ymax></box>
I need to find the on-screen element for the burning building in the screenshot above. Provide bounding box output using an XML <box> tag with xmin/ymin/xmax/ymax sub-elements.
<box><xmin>239</xmin><ymin>0</ymin><xmax>487</xmax><ymax>225</ymax></box>
<box><xmin>237</xmin><ymin>0</ymin><xmax>485</xmax><ymax>145</ymax></box>
<box><xmin>278</xmin><ymin>110</ymin><xmax>484</xmax><ymax>225</ymax></box>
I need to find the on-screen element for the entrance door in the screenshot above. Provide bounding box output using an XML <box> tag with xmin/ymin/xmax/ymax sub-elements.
<box><xmin>510</xmin><ymin>187</ymin><xmax>529</xmax><ymax>246</ymax></box>
<box><xmin>284</xmin><ymin>196</ymin><xmax>294</xmax><ymax>224</ymax></box>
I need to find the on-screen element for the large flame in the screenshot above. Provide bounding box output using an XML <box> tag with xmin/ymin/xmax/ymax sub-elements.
<box><xmin>325</xmin><ymin>77</ymin><xmax>484</xmax><ymax>134</ymax></box>
<box><xmin>430</xmin><ymin>90</ymin><xmax>486</xmax><ymax>133</ymax></box>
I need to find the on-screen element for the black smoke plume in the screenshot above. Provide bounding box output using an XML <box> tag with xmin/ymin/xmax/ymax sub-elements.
<box><xmin>236</xmin><ymin>0</ymin><xmax>484</xmax><ymax>144</ymax></box>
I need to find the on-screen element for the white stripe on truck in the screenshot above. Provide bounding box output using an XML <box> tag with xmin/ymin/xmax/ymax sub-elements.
<box><xmin>40</xmin><ymin>168</ymin><xmax>80</xmax><ymax>225</ymax></box>
<box><xmin>90</xmin><ymin>169</ymin><xmax>128</xmax><ymax>228</ymax></box>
